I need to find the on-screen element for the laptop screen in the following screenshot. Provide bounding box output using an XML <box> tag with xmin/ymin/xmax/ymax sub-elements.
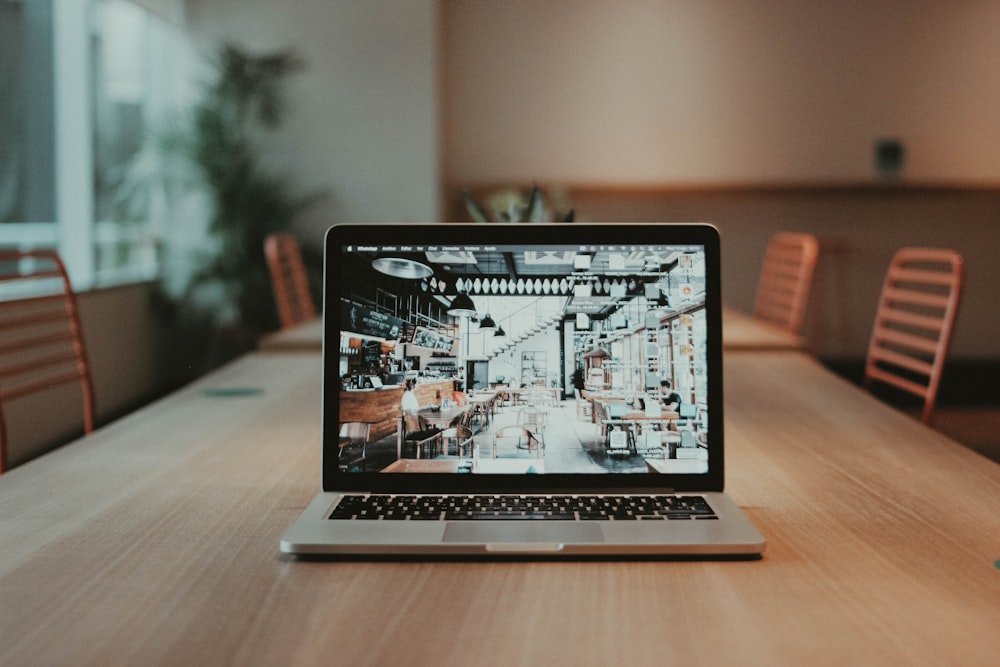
<box><xmin>324</xmin><ymin>223</ymin><xmax>724</xmax><ymax>493</ymax></box>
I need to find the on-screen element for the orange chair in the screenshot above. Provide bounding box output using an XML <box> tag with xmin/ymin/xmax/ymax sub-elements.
<box><xmin>864</xmin><ymin>247</ymin><xmax>963</xmax><ymax>424</ymax></box>
<box><xmin>753</xmin><ymin>232</ymin><xmax>820</xmax><ymax>334</ymax></box>
<box><xmin>264</xmin><ymin>233</ymin><xmax>317</xmax><ymax>330</ymax></box>
<box><xmin>0</xmin><ymin>250</ymin><xmax>95</xmax><ymax>473</ymax></box>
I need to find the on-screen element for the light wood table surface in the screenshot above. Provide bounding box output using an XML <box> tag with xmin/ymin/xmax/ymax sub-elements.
<box><xmin>722</xmin><ymin>306</ymin><xmax>805</xmax><ymax>351</ymax></box>
<box><xmin>381</xmin><ymin>459</ymin><xmax>462</xmax><ymax>474</ymax></box>
<box><xmin>1</xmin><ymin>350</ymin><xmax>999</xmax><ymax>665</ymax></box>
<box><xmin>257</xmin><ymin>318</ymin><xmax>323</xmax><ymax>352</ymax></box>
<box><xmin>255</xmin><ymin>307</ymin><xmax>803</xmax><ymax>353</ymax></box>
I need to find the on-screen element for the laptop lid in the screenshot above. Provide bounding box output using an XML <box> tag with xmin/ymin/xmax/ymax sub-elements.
<box><xmin>323</xmin><ymin>223</ymin><xmax>725</xmax><ymax>494</ymax></box>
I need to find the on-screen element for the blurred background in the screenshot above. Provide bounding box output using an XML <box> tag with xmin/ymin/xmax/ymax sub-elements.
<box><xmin>2</xmin><ymin>0</ymin><xmax>999</xmax><ymax>465</ymax></box>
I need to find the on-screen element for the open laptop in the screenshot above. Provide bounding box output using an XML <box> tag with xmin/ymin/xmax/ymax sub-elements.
<box><xmin>280</xmin><ymin>223</ymin><xmax>765</xmax><ymax>556</ymax></box>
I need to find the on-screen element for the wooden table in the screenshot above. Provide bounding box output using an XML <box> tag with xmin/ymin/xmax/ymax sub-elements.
<box><xmin>381</xmin><ymin>459</ymin><xmax>462</xmax><ymax>473</ymax></box>
<box><xmin>466</xmin><ymin>390</ymin><xmax>496</xmax><ymax>404</ymax></box>
<box><xmin>257</xmin><ymin>318</ymin><xmax>322</xmax><ymax>351</ymax></box>
<box><xmin>722</xmin><ymin>306</ymin><xmax>805</xmax><ymax>351</ymax></box>
<box><xmin>418</xmin><ymin>405</ymin><xmax>468</xmax><ymax>428</ymax></box>
<box><xmin>2</xmin><ymin>350</ymin><xmax>999</xmax><ymax>664</ymax></box>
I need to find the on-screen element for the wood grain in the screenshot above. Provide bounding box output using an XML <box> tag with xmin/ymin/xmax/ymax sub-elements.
<box><xmin>1</xmin><ymin>349</ymin><xmax>998</xmax><ymax>665</ymax></box>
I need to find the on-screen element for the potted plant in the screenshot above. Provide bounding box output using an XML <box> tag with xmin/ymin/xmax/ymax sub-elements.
<box><xmin>118</xmin><ymin>43</ymin><xmax>320</xmax><ymax>379</ymax></box>
<box><xmin>463</xmin><ymin>184</ymin><xmax>574</xmax><ymax>223</ymax></box>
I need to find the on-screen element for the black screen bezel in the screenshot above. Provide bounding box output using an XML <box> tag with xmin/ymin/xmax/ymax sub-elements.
<box><xmin>321</xmin><ymin>222</ymin><xmax>725</xmax><ymax>494</ymax></box>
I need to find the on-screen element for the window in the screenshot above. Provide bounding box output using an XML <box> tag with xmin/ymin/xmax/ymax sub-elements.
<box><xmin>0</xmin><ymin>0</ymin><xmax>190</xmax><ymax>290</ymax></box>
<box><xmin>92</xmin><ymin>0</ymin><xmax>190</xmax><ymax>285</ymax></box>
<box><xmin>0</xmin><ymin>0</ymin><xmax>57</xmax><ymax>231</ymax></box>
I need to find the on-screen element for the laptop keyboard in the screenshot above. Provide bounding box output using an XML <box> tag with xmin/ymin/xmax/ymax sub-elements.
<box><xmin>328</xmin><ymin>494</ymin><xmax>717</xmax><ymax>521</ymax></box>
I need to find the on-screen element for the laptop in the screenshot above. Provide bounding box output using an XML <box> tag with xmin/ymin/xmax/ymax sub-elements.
<box><xmin>280</xmin><ymin>222</ymin><xmax>765</xmax><ymax>557</ymax></box>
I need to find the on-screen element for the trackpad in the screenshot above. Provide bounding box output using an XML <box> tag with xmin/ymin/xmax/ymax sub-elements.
<box><xmin>444</xmin><ymin>522</ymin><xmax>604</xmax><ymax>544</ymax></box>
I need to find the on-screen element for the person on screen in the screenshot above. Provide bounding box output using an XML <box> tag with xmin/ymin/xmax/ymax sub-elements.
<box><xmin>401</xmin><ymin>379</ymin><xmax>440</xmax><ymax>441</ymax></box>
<box><xmin>401</xmin><ymin>379</ymin><xmax>421</xmax><ymax>414</ymax></box>
<box><xmin>660</xmin><ymin>380</ymin><xmax>682</xmax><ymax>412</ymax></box>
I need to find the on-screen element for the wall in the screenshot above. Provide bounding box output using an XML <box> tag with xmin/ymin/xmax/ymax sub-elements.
<box><xmin>185</xmin><ymin>0</ymin><xmax>441</xmax><ymax>251</ymax></box>
<box><xmin>484</xmin><ymin>327</ymin><xmax>563</xmax><ymax>389</ymax></box>
<box><xmin>442</xmin><ymin>0</ymin><xmax>1000</xmax><ymax>185</ymax></box>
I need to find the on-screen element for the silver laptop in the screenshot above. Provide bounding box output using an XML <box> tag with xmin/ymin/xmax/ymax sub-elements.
<box><xmin>280</xmin><ymin>223</ymin><xmax>765</xmax><ymax>557</ymax></box>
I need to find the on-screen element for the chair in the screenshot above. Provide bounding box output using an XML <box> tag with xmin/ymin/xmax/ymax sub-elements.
<box><xmin>438</xmin><ymin>425</ymin><xmax>474</xmax><ymax>457</ymax></box>
<box><xmin>864</xmin><ymin>247</ymin><xmax>963</xmax><ymax>424</ymax></box>
<box><xmin>574</xmin><ymin>388</ymin><xmax>592</xmax><ymax>420</ymax></box>
<box><xmin>603</xmin><ymin>403</ymin><xmax>635</xmax><ymax>454</ymax></box>
<box><xmin>401</xmin><ymin>414</ymin><xmax>441</xmax><ymax>458</ymax></box>
<box><xmin>492</xmin><ymin>425</ymin><xmax>541</xmax><ymax>459</ymax></box>
<box><xmin>470</xmin><ymin>399</ymin><xmax>491</xmax><ymax>430</ymax></box>
<box><xmin>517</xmin><ymin>406</ymin><xmax>547</xmax><ymax>446</ymax></box>
<box><xmin>338</xmin><ymin>422</ymin><xmax>370</xmax><ymax>471</ymax></box>
<box><xmin>264</xmin><ymin>233</ymin><xmax>317</xmax><ymax>330</ymax></box>
<box><xmin>0</xmin><ymin>250</ymin><xmax>95</xmax><ymax>474</ymax></box>
<box><xmin>485</xmin><ymin>392</ymin><xmax>501</xmax><ymax>419</ymax></box>
<box><xmin>637</xmin><ymin>430</ymin><xmax>669</xmax><ymax>459</ymax></box>
<box><xmin>753</xmin><ymin>232</ymin><xmax>820</xmax><ymax>334</ymax></box>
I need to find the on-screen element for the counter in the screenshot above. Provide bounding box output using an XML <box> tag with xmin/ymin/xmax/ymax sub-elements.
<box><xmin>339</xmin><ymin>379</ymin><xmax>453</xmax><ymax>441</ymax></box>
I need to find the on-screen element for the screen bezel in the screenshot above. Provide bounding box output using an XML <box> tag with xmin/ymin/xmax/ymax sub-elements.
<box><xmin>322</xmin><ymin>222</ymin><xmax>725</xmax><ymax>493</ymax></box>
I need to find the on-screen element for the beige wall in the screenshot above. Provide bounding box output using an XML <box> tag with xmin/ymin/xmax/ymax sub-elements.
<box><xmin>443</xmin><ymin>0</ymin><xmax>1000</xmax><ymax>185</ymax></box>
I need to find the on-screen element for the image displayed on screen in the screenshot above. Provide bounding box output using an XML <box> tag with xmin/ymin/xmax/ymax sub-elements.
<box><xmin>336</xmin><ymin>242</ymin><xmax>709</xmax><ymax>475</ymax></box>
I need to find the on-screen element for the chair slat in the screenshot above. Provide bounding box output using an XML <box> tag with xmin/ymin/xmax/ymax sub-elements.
<box><xmin>0</xmin><ymin>268</ymin><xmax>63</xmax><ymax>284</ymax></box>
<box><xmin>866</xmin><ymin>366</ymin><xmax>930</xmax><ymax>399</ymax></box>
<box><xmin>889</xmin><ymin>266</ymin><xmax>962</xmax><ymax>287</ymax></box>
<box><xmin>0</xmin><ymin>370</ymin><xmax>85</xmax><ymax>402</ymax></box>
<box><xmin>0</xmin><ymin>309</ymin><xmax>72</xmax><ymax>333</ymax></box>
<box><xmin>883</xmin><ymin>286</ymin><xmax>952</xmax><ymax>309</ymax></box>
<box><xmin>878</xmin><ymin>306</ymin><xmax>945</xmax><ymax>333</ymax></box>
<box><xmin>872</xmin><ymin>325</ymin><xmax>941</xmax><ymax>355</ymax></box>
<box><xmin>0</xmin><ymin>350</ymin><xmax>84</xmax><ymax>383</ymax></box>
<box><xmin>0</xmin><ymin>331</ymin><xmax>77</xmax><ymax>356</ymax></box>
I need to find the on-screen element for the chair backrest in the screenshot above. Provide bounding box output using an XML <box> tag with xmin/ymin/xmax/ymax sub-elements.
<box><xmin>339</xmin><ymin>422</ymin><xmax>370</xmax><ymax>442</ymax></box>
<box><xmin>264</xmin><ymin>233</ymin><xmax>317</xmax><ymax>330</ymax></box>
<box><xmin>517</xmin><ymin>406</ymin><xmax>545</xmax><ymax>427</ymax></box>
<box><xmin>864</xmin><ymin>247</ymin><xmax>963</xmax><ymax>424</ymax></box>
<box><xmin>494</xmin><ymin>425</ymin><xmax>533</xmax><ymax>444</ymax></box>
<box><xmin>0</xmin><ymin>250</ymin><xmax>95</xmax><ymax>473</ymax></box>
<box><xmin>754</xmin><ymin>232</ymin><xmax>820</xmax><ymax>334</ymax></box>
<box><xmin>441</xmin><ymin>425</ymin><xmax>474</xmax><ymax>447</ymax></box>
<box><xmin>403</xmin><ymin>413</ymin><xmax>424</xmax><ymax>434</ymax></box>
<box><xmin>440</xmin><ymin>425</ymin><xmax>473</xmax><ymax>439</ymax></box>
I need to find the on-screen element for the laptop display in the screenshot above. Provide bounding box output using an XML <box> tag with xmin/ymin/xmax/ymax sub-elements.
<box><xmin>324</xmin><ymin>223</ymin><xmax>723</xmax><ymax>493</ymax></box>
<box><xmin>281</xmin><ymin>223</ymin><xmax>765</xmax><ymax>557</ymax></box>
